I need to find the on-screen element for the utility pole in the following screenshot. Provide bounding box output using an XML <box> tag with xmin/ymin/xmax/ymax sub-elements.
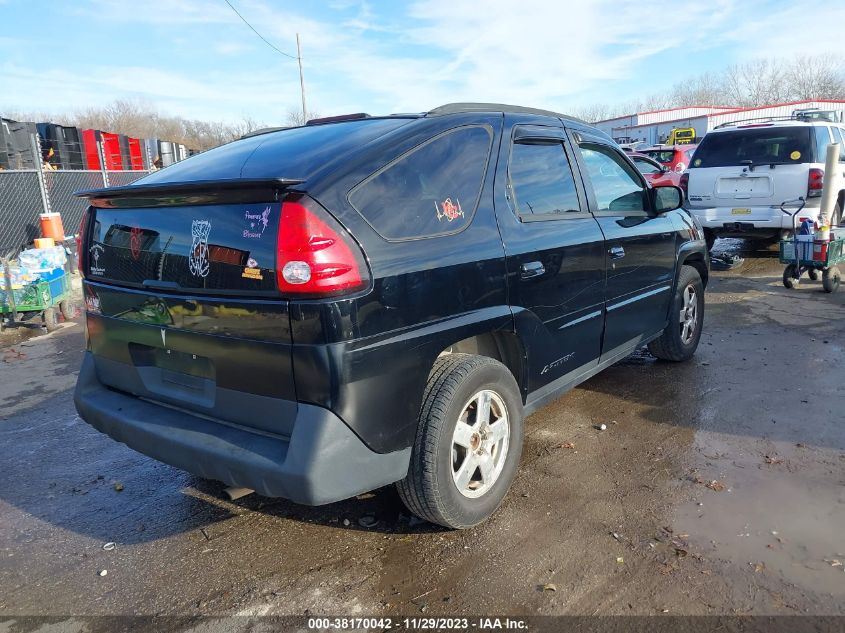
<box><xmin>296</xmin><ymin>33</ymin><xmax>307</xmax><ymax>123</ymax></box>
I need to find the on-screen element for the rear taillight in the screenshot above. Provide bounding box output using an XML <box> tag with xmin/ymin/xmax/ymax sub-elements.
<box><xmin>276</xmin><ymin>196</ymin><xmax>369</xmax><ymax>297</ymax></box>
<box><xmin>808</xmin><ymin>168</ymin><xmax>824</xmax><ymax>197</ymax></box>
<box><xmin>76</xmin><ymin>209</ymin><xmax>89</xmax><ymax>276</ymax></box>
<box><xmin>679</xmin><ymin>172</ymin><xmax>689</xmax><ymax>200</ymax></box>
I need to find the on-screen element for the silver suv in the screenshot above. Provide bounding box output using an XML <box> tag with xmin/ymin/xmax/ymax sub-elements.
<box><xmin>684</xmin><ymin>116</ymin><xmax>845</xmax><ymax>249</ymax></box>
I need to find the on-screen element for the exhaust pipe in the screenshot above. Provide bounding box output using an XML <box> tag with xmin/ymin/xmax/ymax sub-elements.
<box><xmin>224</xmin><ymin>486</ymin><xmax>254</xmax><ymax>501</ymax></box>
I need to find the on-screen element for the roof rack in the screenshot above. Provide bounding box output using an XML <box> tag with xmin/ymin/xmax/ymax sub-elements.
<box><xmin>714</xmin><ymin>114</ymin><xmax>826</xmax><ymax>129</ymax></box>
<box><xmin>427</xmin><ymin>102</ymin><xmax>584</xmax><ymax>123</ymax></box>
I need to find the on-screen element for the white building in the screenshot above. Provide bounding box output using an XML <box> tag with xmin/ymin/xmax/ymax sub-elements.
<box><xmin>593</xmin><ymin>100</ymin><xmax>845</xmax><ymax>145</ymax></box>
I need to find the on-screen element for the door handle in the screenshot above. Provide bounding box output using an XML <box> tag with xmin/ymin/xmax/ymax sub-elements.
<box><xmin>609</xmin><ymin>246</ymin><xmax>625</xmax><ymax>259</ymax></box>
<box><xmin>520</xmin><ymin>261</ymin><xmax>545</xmax><ymax>279</ymax></box>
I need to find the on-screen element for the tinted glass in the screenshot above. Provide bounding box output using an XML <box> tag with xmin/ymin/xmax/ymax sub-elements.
<box><xmin>834</xmin><ymin>128</ymin><xmax>845</xmax><ymax>161</ymax></box>
<box><xmin>633</xmin><ymin>157</ymin><xmax>662</xmax><ymax>175</ymax></box>
<box><xmin>137</xmin><ymin>118</ymin><xmax>413</xmax><ymax>183</ymax></box>
<box><xmin>814</xmin><ymin>126</ymin><xmax>832</xmax><ymax>160</ymax></box>
<box><xmin>578</xmin><ymin>145</ymin><xmax>647</xmax><ymax>213</ymax></box>
<box><xmin>509</xmin><ymin>142</ymin><xmax>581</xmax><ymax>216</ymax></box>
<box><xmin>643</xmin><ymin>149</ymin><xmax>675</xmax><ymax>164</ymax></box>
<box><xmin>692</xmin><ymin>127</ymin><xmax>812</xmax><ymax>167</ymax></box>
<box><xmin>349</xmin><ymin>126</ymin><xmax>492</xmax><ymax>240</ymax></box>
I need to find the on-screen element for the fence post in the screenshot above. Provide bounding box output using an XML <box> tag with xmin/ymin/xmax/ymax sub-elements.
<box><xmin>30</xmin><ymin>133</ymin><xmax>51</xmax><ymax>215</ymax></box>
<box><xmin>98</xmin><ymin>141</ymin><xmax>109</xmax><ymax>187</ymax></box>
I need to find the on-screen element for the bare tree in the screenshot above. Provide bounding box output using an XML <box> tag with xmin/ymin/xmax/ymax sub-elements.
<box><xmin>284</xmin><ymin>108</ymin><xmax>321</xmax><ymax>126</ymax></box>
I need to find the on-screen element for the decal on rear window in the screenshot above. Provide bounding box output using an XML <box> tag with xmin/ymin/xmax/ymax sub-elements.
<box><xmin>189</xmin><ymin>220</ymin><xmax>211</xmax><ymax>278</ymax></box>
<box><xmin>790</xmin><ymin>150</ymin><xmax>801</xmax><ymax>160</ymax></box>
<box><xmin>89</xmin><ymin>243</ymin><xmax>105</xmax><ymax>276</ymax></box>
<box><xmin>243</xmin><ymin>206</ymin><xmax>272</xmax><ymax>239</ymax></box>
<box><xmin>129</xmin><ymin>226</ymin><xmax>143</xmax><ymax>261</ymax></box>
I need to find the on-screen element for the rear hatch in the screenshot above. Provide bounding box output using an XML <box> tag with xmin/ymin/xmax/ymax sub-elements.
<box><xmin>687</xmin><ymin>126</ymin><xmax>814</xmax><ymax>211</ymax></box>
<box><xmin>78</xmin><ymin>179</ymin><xmax>301</xmax><ymax>437</ymax></box>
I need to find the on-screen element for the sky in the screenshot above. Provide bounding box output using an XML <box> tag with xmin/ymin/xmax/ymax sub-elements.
<box><xmin>2</xmin><ymin>0</ymin><xmax>845</xmax><ymax>125</ymax></box>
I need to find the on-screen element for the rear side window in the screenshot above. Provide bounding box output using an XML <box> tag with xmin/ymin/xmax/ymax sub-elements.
<box><xmin>834</xmin><ymin>128</ymin><xmax>845</xmax><ymax>161</ymax></box>
<box><xmin>814</xmin><ymin>126</ymin><xmax>832</xmax><ymax>160</ymax></box>
<box><xmin>349</xmin><ymin>126</ymin><xmax>492</xmax><ymax>240</ymax></box>
<box><xmin>692</xmin><ymin>127</ymin><xmax>812</xmax><ymax>167</ymax></box>
<box><xmin>509</xmin><ymin>142</ymin><xmax>581</xmax><ymax>217</ymax></box>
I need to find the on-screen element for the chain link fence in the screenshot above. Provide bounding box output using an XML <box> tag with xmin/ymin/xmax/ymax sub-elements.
<box><xmin>0</xmin><ymin>134</ymin><xmax>151</xmax><ymax>253</ymax></box>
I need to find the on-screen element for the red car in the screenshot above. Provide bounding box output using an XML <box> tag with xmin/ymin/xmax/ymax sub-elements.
<box><xmin>629</xmin><ymin>153</ymin><xmax>682</xmax><ymax>187</ymax></box>
<box><xmin>641</xmin><ymin>145</ymin><xmax>697</xmax><ymax>173</ymax></box>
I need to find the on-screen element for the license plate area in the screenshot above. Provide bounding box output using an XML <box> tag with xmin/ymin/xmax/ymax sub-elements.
<box><xmin>129</xmin><ymin>344</ymin><xmax>214</xmax><ymax>380</ymax></box>
<box><xmin>731</xmin><ymin>208</ymin><xmax>751</xmax><ymax>215</ymax></box>
<box><xmin>717</xmin><ymin>177</ymin><xmax>770</xmax><ymax>196</ymax></box>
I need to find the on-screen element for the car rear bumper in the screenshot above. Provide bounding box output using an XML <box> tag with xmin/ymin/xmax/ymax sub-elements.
<box><xmin>74</xmin><ymin>352</ymin><xmax>411</xmax><ymax>505</ymax></box>
<box><xmin>690</xmin><ymin>200</ymin><xmax>821</xmax><ymax>231</ymax></box>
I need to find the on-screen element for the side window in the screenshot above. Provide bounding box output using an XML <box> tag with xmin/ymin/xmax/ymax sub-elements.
<box><xmin>577</xmin><ymin>144</ymin><xmax>647</xmax><ymax>213</ymax></box>
<box><xmin>349</xmin><ymin>126</ymin><xmax>492</xmax><ymax>241</ymax></box>
<box><xmin>508</xmin><ymin>141</ymin><xmax>581</xmax><ymax>217</ymax></box>
<box><xmin>632</xmin><ymin>157</ymin><xmax>662</xmax><ymax>175</ymax></box>
<box><xmin>814</xmin><ymin>126</ymin><xmax>832</xmax><ymax>160</ymax></box>
<box><xmin>834</xmin><ymin>128</ymin><xmax>845</xmax><ymax>161</ymax></box>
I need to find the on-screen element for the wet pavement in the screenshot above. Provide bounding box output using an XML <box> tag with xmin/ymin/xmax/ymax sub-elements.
<box><xmin>1</xmin><ymin>247</ymin><xmax>843</xmax><ymax>622</ymax></box>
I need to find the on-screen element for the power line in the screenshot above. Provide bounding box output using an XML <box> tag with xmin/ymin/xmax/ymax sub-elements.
<box><xmin>223</xmin><ymin>0</ymin><xmax>298</xmax><ymax>60</ymax></box>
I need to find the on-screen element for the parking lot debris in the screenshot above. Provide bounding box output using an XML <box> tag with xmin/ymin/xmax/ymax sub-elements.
<box><xmin>98</xmin><ymin>569</ymin><xmax>108</xmax><ymax>577</ymax></box>
<box><xmin>541</xmin><ymin>583</ymin><xmax>557</xmax><ymax>592</ymax></box>
<box><xmin>358</xmin><ymin>515</ymin><xmax>378</xmax><ymax>528</ymax></box>
<box><xmin>559</xmin><ymin>442</ymin><xmax>576</xmax><ymax>449</ymax></box>
<box><xmin>102</xmin><ymin>542</ymin><xmax>115</xmax><ymax>551</ymax></box>
<box><xmin>616</xmin><ymin>556</ymin><xmax>624</xmax><ymax>564</ymax></box>
<box><xmin>597</xmin><ymin>424</ymin><xmax>607</xmax><ymax>431</ymax></box>
<box><xmin>113</xmin><ymin>482</ymin><xmax>124</xmax><ymax>492</ymax></box>
<box><xmin>710</xmin><ymin>254</ymin><xmax>744</xmax><ymax>271</ymax></box>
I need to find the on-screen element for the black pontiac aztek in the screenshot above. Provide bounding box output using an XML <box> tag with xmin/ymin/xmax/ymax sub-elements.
<box><xmin>74</xmin><ymin>103</ymin><xmax>708</xmax><ymax>528</ymax></box>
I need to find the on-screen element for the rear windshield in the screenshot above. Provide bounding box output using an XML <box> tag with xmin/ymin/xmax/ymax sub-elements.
<box><xmin>136</xmin><ymin>118</ymin><xmax>413</xmax><ymax>183</ymax></box>
<box><xmin>643</xmin><ymin>150</ymin><xmax>675</xmax><ymax>164</ymax></box>
<box><xmin>692</xmin><ymin>127</ymin><xmax>813</xmax><ymax>168</ymax></box>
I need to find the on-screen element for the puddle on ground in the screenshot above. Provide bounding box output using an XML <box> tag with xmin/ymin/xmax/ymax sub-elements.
<box><xmin>674</xmin><ymin>430</ymin><xmax>845</xmax><ymax>597</ymax></box>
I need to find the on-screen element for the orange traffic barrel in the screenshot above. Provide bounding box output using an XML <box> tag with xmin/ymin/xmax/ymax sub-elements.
<box><xmin>39</xmin><ymin>212</ymin><xmax>66</xmax><ymax>242</ymax></box>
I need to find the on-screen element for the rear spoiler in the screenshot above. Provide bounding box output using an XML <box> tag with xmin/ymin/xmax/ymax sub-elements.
<box><xmin>75</xmin><ymin>178</ymin><xmax>305</xmax><ymax>208</ymax></box>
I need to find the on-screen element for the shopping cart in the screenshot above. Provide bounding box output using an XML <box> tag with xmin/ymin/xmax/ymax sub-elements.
<box><xmin>779</xmin><ymin>197</ymin><xmax>843</xmax><ymax>293</ymax></box>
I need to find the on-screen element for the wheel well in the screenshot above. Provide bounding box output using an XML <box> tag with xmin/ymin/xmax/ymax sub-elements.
<box><xmin>682</xmin><ymin>253</ymin><xmax>709</xmax><ymax>288</ymax></box>
<box><xmin>439</xmin><ymin>332</ymin><xmax>526</xmax><ymax>397</ymax></box>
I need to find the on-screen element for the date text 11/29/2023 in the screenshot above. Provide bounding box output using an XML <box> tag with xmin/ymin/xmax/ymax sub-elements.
<box><xmin>306</xmin><ymin>617</ymin><xmax>529</xmax><ymax>630</ymax></box>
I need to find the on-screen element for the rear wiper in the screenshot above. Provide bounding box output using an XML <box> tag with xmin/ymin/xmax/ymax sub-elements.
<box><xmin>739</xmin><ymin>159</ymin><xmax>755</xmax><ymax>172</ymax></box>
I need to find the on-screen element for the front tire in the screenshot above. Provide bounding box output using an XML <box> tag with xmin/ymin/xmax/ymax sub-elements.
<box><xmin>648</xmin><ymin>265</ymin><xmax>704</xmax><ymax>362</ymax></box>
<box><xmin>396</xmin><ymin>354</ymin><xmax>524</xmax><ymax>529</ymax></box>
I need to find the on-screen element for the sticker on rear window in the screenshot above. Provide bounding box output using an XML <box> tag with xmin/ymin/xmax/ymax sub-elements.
<box><xmin>693</xmin><ymin>158</ymin><xmax>701</xmax><ymax>167</ymax></box>
<box><xmin>435</xmin><ymin>197</ymin><xmax>464</xmax><ymax>222</ymax></box>
<box><xmin>243</xmin><ymin>206</ymin><xmax>272</xmax><ymax>239</ymax></box>
<box><xmin>790</xmin><ymin>150</ymin><xmax>801</xmax><ymax>160</ymax></box>
<box><xmin>130</xmin><ymin>226</ymin><xmax>143</xmax><ymax>261</ymax></box>
<box><xmin>89</xmin><ymin>243</ymin><xmax>105</xmax><ymax>276</ymax></box>
<box><xmin>189</xmin><ymin>220</ymin><xmax>211</xmax><ymax>278</ymax></box>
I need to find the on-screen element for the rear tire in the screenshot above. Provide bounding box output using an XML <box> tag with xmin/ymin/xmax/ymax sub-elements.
<box><xmin>822</xmin><ymin>267</ymin><xmax>841</xmax><ymax>293</ymax></box>
<box><xmin>396</xmin><ymin>354</ymin><xmax>523</xmax><ymax>529</ymax></box>
<box><xmin>648</xmin><ymin>265</ymin><xmax>704</xmax><ymax>362</ymax></box>
<box><xmin>704</xmin><ymin>229</ymin><xmax>716</xmax><ymax>251</ymax></box>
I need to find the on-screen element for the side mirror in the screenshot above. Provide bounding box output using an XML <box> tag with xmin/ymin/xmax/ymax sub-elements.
<box><xmin>652</xmin><ymin>185</ymin><xmax>683</xmax><ymax>213</ymax></box>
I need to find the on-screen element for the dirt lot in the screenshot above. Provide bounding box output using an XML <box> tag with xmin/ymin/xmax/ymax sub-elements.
<box><xmin>1</xmin><ymin>243</ymin><xmax>844</xmax><ymax>628</ymax></box>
